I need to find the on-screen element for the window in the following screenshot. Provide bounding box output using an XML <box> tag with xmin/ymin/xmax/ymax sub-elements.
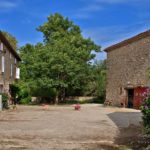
<box><xmin>0</xmin><ymin>43</ymin><xmax>3</xmax><ymax>51</ymax></box>
<box><xmin>15</xmin><ymin>58</ymin><xmax>17</xmax><ymax>64</ymax></box>
<box><xmin>11</xmin><ymin>64</ymin><xmax>13</xmax><ymax>77</ymax></box>
<box><xmin>16</xmin><ymin>68</ymin><xmax>20</xmax><ymax>79</ymax></box>
<box><xmin>2</xmin><ymin>56</ymin><xmax>4</xmax><ymax>73</ymax></box>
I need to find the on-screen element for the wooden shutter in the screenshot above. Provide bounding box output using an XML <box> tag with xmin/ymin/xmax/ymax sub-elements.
<box><xmin>0</xmin><ymin>43</ymin><xmax>3</xmax><ymax>51</ymax></box>
<box><xmin>2</xmin><ymin>56</ymin><xmax>4</xmax><ymax>73</ymax></box>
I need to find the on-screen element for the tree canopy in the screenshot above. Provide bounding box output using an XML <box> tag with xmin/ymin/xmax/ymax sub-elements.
<box><xmin>18</xmin><ymin>13</ymin><xmax>104</xmax><ymax>104</ymax></box>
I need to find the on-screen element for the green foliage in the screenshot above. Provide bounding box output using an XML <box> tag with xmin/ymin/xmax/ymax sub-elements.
<box><xmin>1</xmin><ymin>93</ymin><xmax>9</xmax><ymax>109</ymax></box>
<box><xmin>12</xmin><ymin>81</ymin><xmax>31</xmax><ymax>104</ymax></box>
<box><xmin>30</xmin><ymin>87</ymin><xmax>56</xmax><ymax>98</ymax></box>
<box><xmin>2</xmin><ymin>31</ymin><xmax>18</xmax><ymax>50</ymax></box>
<box><xmin>83</xmin><ymin>60</ymin><xmax>106</xmax><ymax>102</ymax></box>
<box><xmin>10</xmin><ymin>84</ymin><xmax>19</xmax><ymax>98</ymax></box>
<box><xmin>20</xmin><ymin>97</ymin><xmax>31</xmax><ymax>105</ymax></box>
<box><xmin>19</xmin><ymin>13</ymin><xmax>101</xmax><ymax>103</ymax></box>
<box><xmin>141</xmin><ymin>92</ymin><xmax>150</xmax><ymax>134</ymax></box>
<box><xmin>95</xmin><ymin>60</ymin><xmax>106</xmax><ymax>100</ymax></box>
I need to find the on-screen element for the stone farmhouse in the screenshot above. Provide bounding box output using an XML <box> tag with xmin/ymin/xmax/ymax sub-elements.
<box><xmin>0</xmin><ymin>31</ymin><xmax>21</xmax><ymax>95</ymax></box>
<box><xmin>105</xmin><ymin>30</ymin><xmax>150</xmax><ymax>109</ymax></box>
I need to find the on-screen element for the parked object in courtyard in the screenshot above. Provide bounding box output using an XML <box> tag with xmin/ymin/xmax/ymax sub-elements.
<box><xmin>105</xmin><ymin>30</ymin><xmax>150</xmax><ymax>109</ymax></box>
<box><xmin>42</xmin><ymin>104</ymin><xmax>49</xmax><ymax>110</ymax></box>
<box><xmin>74</xmin><ymin>104</ymin><xmax>81</xmax><ymax>110</ymax></box>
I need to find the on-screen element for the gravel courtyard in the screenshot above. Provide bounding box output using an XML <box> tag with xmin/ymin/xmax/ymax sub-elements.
<box><xmin>0</xmin><ymin>104</ymin><xmax>142</xmax><ymax>150</ymax></box>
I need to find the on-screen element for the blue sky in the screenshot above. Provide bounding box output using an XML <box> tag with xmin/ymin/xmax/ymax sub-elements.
<box><xmin>0</xmin><ymin>0</ymin><xmax>150</xmax><ymax>60</ymax></box>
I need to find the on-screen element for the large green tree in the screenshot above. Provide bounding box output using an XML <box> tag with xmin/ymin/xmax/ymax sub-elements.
<box><xmin>19</xmin><ymin>13</ymin><xmax>101</xmax><ymax>103</ymax></box>
<box><xmin>36</xmin><ymin>13</ymin><xmax>100</xmax><ymax>103</ymax></box>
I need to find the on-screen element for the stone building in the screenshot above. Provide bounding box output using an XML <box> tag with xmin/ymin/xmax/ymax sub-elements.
<box><xmin>0</xmin><ymin>31</ymin><xmax>21</xmax><ymax>94</ymax></box>
<box><xmin>105</xmin><ymin>30</ymin><xmax>150</xmax><ymax>109</ymax></box>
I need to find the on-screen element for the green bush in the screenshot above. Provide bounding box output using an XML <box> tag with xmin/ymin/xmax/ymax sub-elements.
<box><xmin>20</xmin><ymin>97</ymin><xmax>31</xmax><ymax>105</ymax></box>
<box><xmin>30</xmin><ymin>87</ymin><xmax>56</xmax><ymax>103</ymax></box>
<box><xmin>141</xmin><ymin>92</ymin><xmax>150</xmax><ymax>134</ymax></box>
<box><xmin>12</xmin><ymin>82</ymin><xmax>31</xmax><ymax>105</ymax></box>
<box><xmin>0</xmin><ymin>93</ymin><xmax>9</xmax><ymax>109</ymax></box>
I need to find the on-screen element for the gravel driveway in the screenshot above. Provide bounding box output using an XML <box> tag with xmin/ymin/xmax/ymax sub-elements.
<box><xmin>0</xmin><ymin>104</ymin><xmax>142</xmax><ymax>150</ymax></box>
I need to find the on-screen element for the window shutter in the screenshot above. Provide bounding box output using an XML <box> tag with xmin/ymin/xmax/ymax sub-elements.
<box><xmin>15</xmin><ymin>58</ymin><xmax>17</xmax><ymax>64</ymax></box>
<box><xmin>11</xmin><ymin>64</ymin><xmax>13</xmax><ymax>77</ymax></box>
<box><xmin>2</xmin><ymin>56</ymin><xmax>4</xmax><ymax>73</ymax></box>
<box><xmin>0</xmin><ymin>43</ymin><xmax>3</xmax><ymax>51</ymax></box>
<box><xmin>16</xmin><ymin>68</ymin><xmax>20</xmax><ymax>79</ymax></box>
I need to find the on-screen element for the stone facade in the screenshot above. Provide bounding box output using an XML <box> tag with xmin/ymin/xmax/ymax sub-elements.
<box><xmin>105</xmin><ymin>30</ymin><xmax>150</xmax><ymax>107</ymax></box>
<box><xmin>0</xmin><ymin>31</ymin><xmax>21</xmax><ymax>94</ymax></box>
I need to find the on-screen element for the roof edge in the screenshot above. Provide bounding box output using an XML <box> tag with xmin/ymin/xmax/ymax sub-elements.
<box><xmin>0</xmin><ymin>31</ymin><xmax>21</xmax><ymax>61</ymax></box>
<box><xmin>104</xmin><ymin>29</ymin><xmax>150</xmax><ymax>52</ymax></box>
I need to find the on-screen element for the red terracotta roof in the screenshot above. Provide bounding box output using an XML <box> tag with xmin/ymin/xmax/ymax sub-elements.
<box><xmin>0</xmin><ymin>31</ymin><xmax>21</xmax><ymax>61</ymax></box>
<box><xmin>104</xmin><ymin>29</ymin><xmax>150</xmax><ymax>52</ymax></box>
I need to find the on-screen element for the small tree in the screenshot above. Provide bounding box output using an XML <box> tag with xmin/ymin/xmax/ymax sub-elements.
<box><xmin>141</xmin><ymin>91</ymin><xmax>150</xmax><ymax>134</ymax></box>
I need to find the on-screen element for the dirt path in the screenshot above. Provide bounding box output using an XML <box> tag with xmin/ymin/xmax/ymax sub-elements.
<box><xmin>0</xmin><ymin>104</ymin><xmax>142</xmax><ymax>150</ymax></box>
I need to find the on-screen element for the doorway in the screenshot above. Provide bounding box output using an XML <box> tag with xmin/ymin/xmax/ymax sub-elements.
<box><xmin>127</xmin><ymin>89</ymin><xmax>134</xmax><ymax>108</ymax></box>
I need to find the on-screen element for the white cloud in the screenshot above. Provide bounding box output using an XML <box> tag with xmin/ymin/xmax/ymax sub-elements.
<box><xmin>82</xmin><ymin>21</ymin><xmax>150</xmax><ymax>48</ymax></box>
<box><xmin>74</xmin><ymin>4</ymin><xmax>102</xmax><ymax>19</ymax></box>
<box><xmin>73</xmin><ymin>14</ymin><xmax>91</xmax><ymax>19</ymax></box>
<box><xmin>80</xmin><ymin>4</ymin><xmax>103</xmax><ymax>12</ymax></box>
<box><xmin>0</xmin><ymin>2</ymin><xmax>16</xmax><ymax>9</ymax></box>
<box><xmin>86</xmin><ymin>0</ymin><xmax>148</xmax><ymax>4</ymax></box>
<box><xmin>82</xmin><ymin>21</ymin><xmax>150</xmax><ymax>60</ymax></box>
<box><xmin>74</xmin><ymin>0</ymin><xmax>125</xmax><ymax>19</ymax></box>
<box><xmin>75</xmin><ymin>0</ymin><xmax>150</xmax><ymax>19</ymax></box>
<box><xmin>0</xmin><ymin>0</ymin><xmax>20</xmax><ymax>11</ymax></box>
<box><xmin>94</xmin><ymin>0</ymin><xmax>126</xmax><ymax>4</ymax></box>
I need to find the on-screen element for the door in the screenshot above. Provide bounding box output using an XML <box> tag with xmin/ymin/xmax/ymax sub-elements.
<box><xmin>133</xmin><ymin>87</ymin><xmax>147</xmax><ymax>109</ymax></box>
<box><xmin>127</xmin><ymin>89</ymin><xmax>134</xmax><ymax>108</ymax></box>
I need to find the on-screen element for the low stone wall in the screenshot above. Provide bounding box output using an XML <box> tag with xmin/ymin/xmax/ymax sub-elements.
<box><xmin>31</xmin><ymin>96</ymin><xmax>96</xmax><ymax>104</ymax></box>
<box><xmin>31</xmin><ymin>97</ymin><xmax>41</xmax><ymax>103</ymax></box>
<box><xmin>65</xmin><ymin>96</ymin><xmax>95</xmax><ymax>102</ymax></box>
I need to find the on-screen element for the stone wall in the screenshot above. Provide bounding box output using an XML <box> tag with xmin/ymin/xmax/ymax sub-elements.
<box><xmin>65</xmin><ymin>96</ymin><xmax>96</xmax><ymax>102</ymax></box>
<box><xmin>106</xmin><ymin>36</ymin><xmax>150</xmax><ymax>106</ymax></box>
<box><xmin>0</xmin><ymin>40</ymin><xmax>19</xmax><ymax>93</ymax></box>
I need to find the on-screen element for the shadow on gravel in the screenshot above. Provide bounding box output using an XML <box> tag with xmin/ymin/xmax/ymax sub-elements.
<box><xmin>108</xmin><ymin>112</ymin><xmax>150</xmax><ymax>150</ymax></box>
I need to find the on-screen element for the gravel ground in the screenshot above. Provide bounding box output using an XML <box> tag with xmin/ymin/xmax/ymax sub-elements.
<box><xmin>0</xmin><ymin>104</ymin><xmax>142</xmax><ymax>150</ymax></box>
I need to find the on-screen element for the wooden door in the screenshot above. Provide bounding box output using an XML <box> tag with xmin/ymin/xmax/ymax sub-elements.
<box><xmin>133</xmin><ymin>87</ymin><xmax>147</xmax><ymax>109</ymax></box>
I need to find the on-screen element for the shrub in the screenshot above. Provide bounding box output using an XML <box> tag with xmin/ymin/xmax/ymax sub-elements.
<box><xmin>13</xmin><ymin>82</ymin><xmax>31</xmax><ymax>104</ymax></box>
<box><xmin>141</xmin><ymin>92</ymin><xmax>150</xmax><ymax>134</ymax></box>
<box><xmin>0</xmin><ymin>93</ymin><xmax>9</xmax><ymax>109</ymax></box>
<box><xmin>20</xmin><ymin>97</ymin><xmax>31</xmax><ymax>105</ymax></box>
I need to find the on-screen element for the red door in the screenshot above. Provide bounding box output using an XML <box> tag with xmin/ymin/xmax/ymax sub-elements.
<box><xmin>133</xmin><ymin>87</ymin><xmax>147</xmax><ymax>109</ymax></box>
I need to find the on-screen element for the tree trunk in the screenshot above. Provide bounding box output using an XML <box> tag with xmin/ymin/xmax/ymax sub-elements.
<box><xmin>54</xmin><ymin>95</ymin><xmax>59</xmax><ymax>104</ymax></box>
<box><xmin>61</xmin><ymin>88</ymin><xmax>66</xmax><ymax>102</ymax></box>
